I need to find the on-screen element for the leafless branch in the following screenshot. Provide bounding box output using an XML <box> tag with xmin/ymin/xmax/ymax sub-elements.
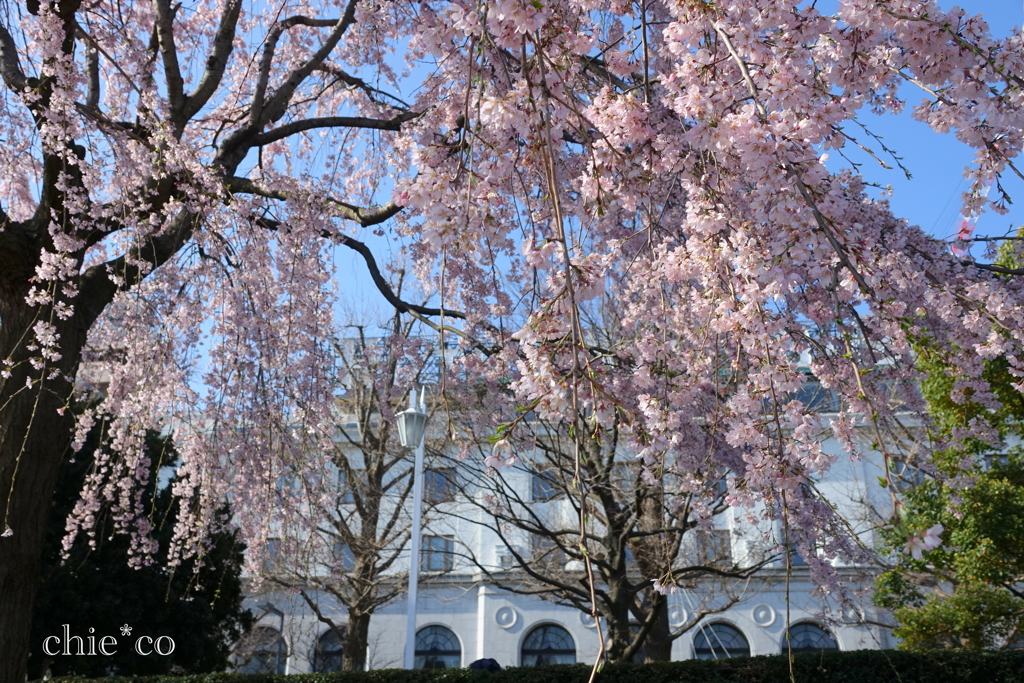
<box><xmin>888</xmin><ymin>66</ymin><xmax>955</xmax><ymax>106</ymax></box>
<box><xmin>316</xmin><ymin>63</ymin><xmax>412</xmax><ymax>110</ymax></box>
<box><xmin>251</xmin><ymin>15</ymin><xmax>339</xmax><ymax>124</ymax></box>
<box><xmin>251</xmin><ymin>111</ymin><xmax>420</xmax><ymax>147</ymax></box>
<box><xmin>181</xmin><ymin>0</ymin><xmax>243</xmax><ymax>124</ymax></box>
<box><xmin>248</xmin><ymin>213</ymin><xmax>465</xmax><ymax>320</ymax></box>
<box><xmin>0</xmin><ymin>21</ymin><xmax>28</xmax><ymax>93</ymax></box>
<box><xmin>260</xmin><ymin>0</ymin><xmax>363</xmax><ymax>126</ymax></box>
<box><xmin>78</xmin><ymin>204</ymin><xmax>194</xmax><ymax>327</ymax></box>
<box><xmin>226</xmin><ymin>175</ymin><xmax>404</xmax><ymax>227</ymax></box>
<box><xmin>154</xmin><ymin>0</ymin><xmax>185</xmax><ymax>118</ymax></box>
<box><xmin>970</xmin><ymin>262</ymin><xmax>1024</xmax><ymax>276</ymax></box>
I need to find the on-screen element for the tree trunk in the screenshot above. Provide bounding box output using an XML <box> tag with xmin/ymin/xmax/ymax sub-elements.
<box><xmin>343</xmin><ymin>612</ymin><xmax>370</xmax><ymax>671</ymax></box>
<box><xmin>640</xmin><ymin>597</ymin><xmax>673</xmax><ymax>662</ymax></box>
<box><xmin>602</xmin><ymin>577</ymin><xmax>634</xmax><ymax>663</ymax></box>
<box><xmin>0</xmin><ymin>296</ymin><xmax>85</xmax><ymax>683</ymax></box>
<box><xmin>605</xmin><ymin>618</ymin><xmax>632</xmax><ymax>663</ymax></box>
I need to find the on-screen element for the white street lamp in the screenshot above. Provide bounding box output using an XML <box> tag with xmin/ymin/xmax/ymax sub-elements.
<box><xmin>397</xmin><ymin>388</ymin><xmax>428</xmax><ymax>450</ymax></box>
<box><xmin>398</xmin><ymin>388</ymin><xmax>428</xmax><ymax>669</ymax></box>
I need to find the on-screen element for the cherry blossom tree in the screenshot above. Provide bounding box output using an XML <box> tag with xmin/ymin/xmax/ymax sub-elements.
<box><xmin>1</xmin><ymin>0</ymin><xmax>1023</xmax><ymax>679</ymax></box>
<box><xmin>0</xmin><ymin>0</ymin><xmax>435</xmax><ymax>675</ymax></box>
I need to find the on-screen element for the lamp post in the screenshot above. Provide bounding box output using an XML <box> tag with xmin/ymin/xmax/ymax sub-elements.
<box><xmin>397</xmin><ymin>388</ymin><xmax>428</xmax><ymax>670</ymax></box>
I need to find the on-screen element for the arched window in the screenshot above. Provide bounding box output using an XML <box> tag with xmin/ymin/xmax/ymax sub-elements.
<box><xmin>234</xmin><ymin>626</ymin><xmax>287</xmax><ymax>674</ymax></box>
<box><xmin>415</xmin><ymin>625</ymin><xmax>461</xmax><ymax>669</ymax></box>
<box><xmin>784</xmin><ymin>623</ymin><xmax>839</xmax><ymax>653</ymax></box>
<box><xmin>692</xmin><ymin>623</ymin><xmax>751</xmax><ymax>659</ymax></box>
<box><xmin>311</xmin><ymin>628</ymin><xmax>344</xmax><ymax>673</ymax></box>
<box><xmin>522</xmin><ymin>624</ymin><xmax>577</xmax><ymax>666</ymax></box>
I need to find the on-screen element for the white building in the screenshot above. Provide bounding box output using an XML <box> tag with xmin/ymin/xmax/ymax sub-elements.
<box><xmin>233</xmin><ymin>385</ymin><xmax>902</xmax><ymax>673</ymax></box>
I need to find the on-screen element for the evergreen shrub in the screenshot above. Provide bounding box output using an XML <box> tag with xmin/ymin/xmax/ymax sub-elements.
<box><xmin>50</xmin><ymin>649</ymin><xmax>1024</xmax><ymax>683</ymax></box>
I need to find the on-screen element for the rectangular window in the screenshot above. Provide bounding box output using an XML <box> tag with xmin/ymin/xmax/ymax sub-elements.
<box><xmin>531</xmin><ymin>533</ymin><xmax>564</xmax><ymax>568</ymax></box>
<box><xmin>787</xmin><ymin>542</ymin><xmax>808</xmax><ymax>567</ymax></box>
<box><xmin>711</xmin><ymin>475</ymin><xmax>728</xmax><ymax>501</ymax></box>
<box><xmin>785</xmin><ymin>538</ymin><xmax>826</xmax><ymax>568</ymax></box>
<box><xmin>424</xmin><ymin>468</ymin><xmax>456</xmax><ymax>504</ymax></box>
<box><xmin>421</xmin><ymin>535</ymin><xmax>454</xmax><ymax>572</ymax></box>
<box><xmin>496</xmin><ymin>544</ymin><xmax>518</xmax><ymax>569</ymax></box>
<box><xmin>612</xmin><ymin>462</ymin><xmax>637</xmax><ymax>495</ymax></box>
<box><xmin>890</xmin><ymin>458</ymin><xmax>925</xmax><ymax>492</ymax></box>
<box><xmin>984</xmin><ymin>454</ymin><xmax>1011</xmax><ymax>471</ymax></box>
<box><xmin>274</xmin><ymin>473</ymin><xmax>296</xmax><ymax>494</ymax></box>
<box><xmin>791</xmin><ymin>379</ymin><xmax>841</xmax><ymax>413</ymax></box>
<box><xmin>263</xmin><ymin>538</ymin><xmax>283</xmax><ymax>574</ymax></box>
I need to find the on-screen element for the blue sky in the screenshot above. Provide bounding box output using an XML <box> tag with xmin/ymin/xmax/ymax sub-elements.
<box><xmin>828</xmin><ymin>1</ymin><xmax>1024</xmax><ymax>245</ymax></box>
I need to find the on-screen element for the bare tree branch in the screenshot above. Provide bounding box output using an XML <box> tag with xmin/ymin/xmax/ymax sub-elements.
<box><xmin>260</xmin><ymin>0</ymin><xmax>362</xmax><ymax>126</ymax></box>
<box><xmin>154</xmin><ymin>0</ymin><xmax>186</xmax><ymax>118</ymax></box>
<box><xmin>340</xmin><ymin>236</ymin><xmax>467</xmax><ymax>319</ymax></box>
<box><xmin>226</xmin><ymin>176</ymin><xmax>404</xmax><ymax>228</ymax></box>
<box><xmin>251</xmin><ymin>111</ymin><xmax>420</xmax><ymax>147</ymax></box>
<box><xmin>316</xmin><ymin>63</ymin><xmax>412</xmax><ymax>110</ymax></box>
<box><xmin>0</xmin><ymin>21</ymin><xmax>28</xmax><ymax>93</ymax></box>
<box><xmin>971</xmin><ymin>262</ymin><xmax>1024</xmax><ymax>276</ymax></box>
<box><xmin>78</xmin><ymin>204</ymin><xmax>194</xmax><ymax>327</ymax></box>
<box><xmin>181</xmin><ymin>0</ymin><xmax>243</xmax><ymax>124</ymax></box>
<box><xmin>248</xmin><ymin>213</ymin><xmax>466</xmax><ymax>320</ymax></box>
<box><xmin>251</xmin><ymin>16</ymin><xmax>338</xmax><ymax>124</ymax></box>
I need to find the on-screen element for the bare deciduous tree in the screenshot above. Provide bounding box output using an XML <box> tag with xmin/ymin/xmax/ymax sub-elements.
<box><xmin>253</xmin><ymin>312</ymin><xmax>444</xmax><ymax>671</ymax></box>
<box><xmin>444</xmin><ymin>410</ymin><xmax>773</xmax><ymax>664</ymax></box>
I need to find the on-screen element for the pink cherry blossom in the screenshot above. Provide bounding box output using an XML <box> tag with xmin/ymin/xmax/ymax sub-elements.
<box><xmin>905</xmin><ymin>524</ymin><xmax>944</xmax><ymax>561</ymax></box>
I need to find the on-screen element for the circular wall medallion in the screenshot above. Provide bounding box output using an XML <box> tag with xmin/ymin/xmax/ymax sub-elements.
<box><xmin>667</xmin><ymin>605</ymin><xmax>687</xmax><ymax>628</ymax></box>
<box><xmin>580</xmin><ymin>612</ymin><xmax>598</xmax><ymax>628</ymax></box>
<box><xmin>752</xmin><ymin>604</ymin><xmax>776</xmax><ymax>627</ymax></box>
<box><xmin>495</xmin><ymin>606</ymin><xmax>518</xmax><ymax>629</ymax></box>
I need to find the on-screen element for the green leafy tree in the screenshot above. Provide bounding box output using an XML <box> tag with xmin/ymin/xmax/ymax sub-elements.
<box><xmin>26</xmin><ymin>427</ymin><xmax>252</xmax><ymax>678</ymax></box>
<box><xmin>875</xmin><ymin>347</ymin><xmax>1024</xmax><ymax>649</ymax></box>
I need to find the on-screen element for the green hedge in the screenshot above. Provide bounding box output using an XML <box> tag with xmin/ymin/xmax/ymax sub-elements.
<box><xmin>54</xmin><ymin>650</ymin><xmax>1024</xmax><ymax>683</ymax></box>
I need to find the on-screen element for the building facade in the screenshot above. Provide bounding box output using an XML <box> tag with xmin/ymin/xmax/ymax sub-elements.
<box><xmin>233</xmin><ymin>406</ymin><xmax>900</xmax><ymax>673</ymax></box>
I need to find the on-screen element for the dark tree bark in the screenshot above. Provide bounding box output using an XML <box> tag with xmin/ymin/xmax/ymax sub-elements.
<box><xmin>0</xmin><ymin>281</ymin><xmax>87</xmax><ymax>683</ymax></box>
<box><xmin>344</xmin><ymin>612</ymin><xmax>370</xmax><ymax>671</ymax></box>
<box><xmin>638</xmin><ymin>595</ymin><xmax>672</xmax><ymax>662</ymax></box>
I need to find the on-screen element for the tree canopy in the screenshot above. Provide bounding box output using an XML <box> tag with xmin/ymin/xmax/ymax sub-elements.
<box><xmin>875</xmin><ymin>350</ymin><xmax>1024</xmax><ymax>650</ymax></box>
<box><xmin>2</xmin><ymin>0</ymin><xmax>1024</xmax><ymax>679</ymax></box>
